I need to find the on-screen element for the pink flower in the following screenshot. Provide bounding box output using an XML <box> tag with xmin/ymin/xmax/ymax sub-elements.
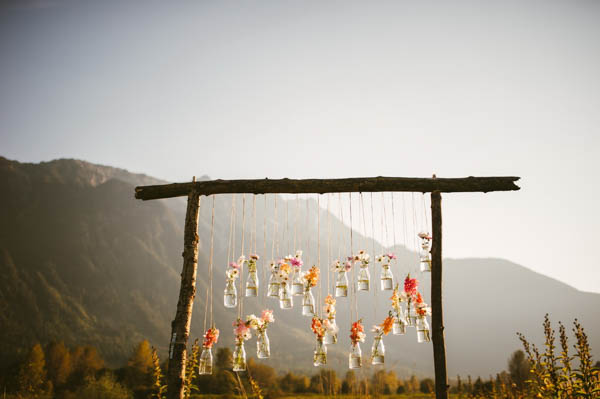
<box><xmin>386</xmin><ymin>253</ymin><xmax>397</xmax><ymax>260</ymax></box>
<box><xmin>229</xmin><ymin>262</ymin><xmax>239</xmax><ymax>269</ymax></box>
<box><xmin>290</xmin><ymin>258</ymin><xmax>303</xmax><ymax>267</ymax></box>
<box><xmin>261</xmin><ymin>309</ymin><xmax>274</xmax><ymax>323</ymax></box>
<box><xmin>344</xmin><ymin>261</ymin><xmax>352</xmax><ymax>272</ymax></box>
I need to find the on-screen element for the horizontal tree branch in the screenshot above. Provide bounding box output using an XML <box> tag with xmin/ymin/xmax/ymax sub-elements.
<box><xmin>134</xmin><ymin>176</ymin><xmax>520</xmax><ymax>201</ymax></box>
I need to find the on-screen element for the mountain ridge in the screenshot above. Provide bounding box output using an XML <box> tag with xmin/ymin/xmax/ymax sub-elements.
<box><xmin>0</xmin><ymin>156</ymin><xmax>598</xmax><ymax>378</ymax></box>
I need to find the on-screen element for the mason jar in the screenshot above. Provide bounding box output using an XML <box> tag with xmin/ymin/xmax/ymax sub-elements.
<box><xmin>417</xmin><ymin>316</ymin><xmax>431</xmax><ymax>343</ymax></box>
<box><xmin>246</xmin><ymin>270</ymin><xmax>259</xmax><ymax>297</ymax></box>
<box><xmin>335</xmin><ymin>270</ymin><xmax>349</xmax><ymax>297</ymax></box>
<box><xmin>279</xmin><ymin>281</ymin><xmax>293</xmax><ymax>309</ymax></box>
<box><xmin>371</xmin><ymin>336</ymin><xmax>385</xmax><ymax>365</ymax></box>
<box><xmin>349</xmin><ymin>342</ymin><xmax>362</xmax><ymax>369</ymax></box>
<box><xmin>257</xmin><ymin>330</ymin><xmax>270</xmax><ymax>359</ymax></box>
<box><xmin>302</xmin><ymin>288</ymin><xmax>315</xmax><ymax>317</ymax></box>
<box><xmin>198</xmin><ymin>346</ymin><xmax>213</xmax><ymax>375</ymax></box>
<box><xmin>224</xmin><ymin>280</ymin><xmax>237</xmax><ymax>308</ymax></box>
<box><xmin>313</xmin><ymin>337</ymin><xmax>327</xmax><ymax>367</ymax></box>
<box><xmin>380</xmin><ymin>265</ymin><xmax>394</xmax><ymax>291</ymax></box>
<box><xmin>323</xmin><ymin>318</ymin><xmax>338</xmax><ymax>345</ymax></box>
<box><xmin>357</xmin><ymin>267</ymin><xmax>370</xmax><ymax>291</ymax></box>
<box><xmin>232</xmin><ymin>340</ymin><xmax>247</xmax><ymax>372</ymax></box>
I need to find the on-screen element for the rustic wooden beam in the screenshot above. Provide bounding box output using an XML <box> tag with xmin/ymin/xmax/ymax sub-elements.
<box><xmin>134</xmin><ymin>176</ymin><xmax>520</xmax><ymax>200</ymax></box>
<box><xmin>166</xmin><ymin>189</ymin><xmax>201</xmax><ymax>399</ymax></box>
<box><xmin>431</xmin><ymin>191</ymin><xmax>448</xmax><ymax>399</ymax></box>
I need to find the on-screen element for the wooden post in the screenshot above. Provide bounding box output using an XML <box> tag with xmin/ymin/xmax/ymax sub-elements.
<box><xmin>166</xmin><ymin>188</ymin><xmax>201</xmax><ymax>399</ymax></box>
<box><xmin>431</xmin><ymin>190</ymin><xmax>448</xmax><ymax>399</ymax></box>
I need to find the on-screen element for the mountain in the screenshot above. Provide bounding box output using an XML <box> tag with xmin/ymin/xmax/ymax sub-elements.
<box><xmin>0</xmin><ymin>156</ymin><xmax>598</xmax><ymax>378</ymax></box>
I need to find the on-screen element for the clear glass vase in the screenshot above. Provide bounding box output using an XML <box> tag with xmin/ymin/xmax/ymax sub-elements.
<box><xmin>420</xmin><ymin>241</ymin><xmax>432</xmax><ymax>272</ymax></box>
<box><xmin>349</xmin><ymin>342</ymin><xmax>362</xmax><ymax>369</ymax></box>
<box><xmin>302</xmin><ymin>288</ymin><xmax>315</xmax><ymax>317</ymax></box>
<box><xmin>292</xmin><ymin>269</ymin><xmax>304</xmax><ymax>296</ymax></box>
<box><xmin>417</xmin><ymin>316</ymin><xmax>431</xmax><ymax>343</ymax></box>
<box><xmin>392</xmin><ymin>316</ymin><xmax>406</xmax><ymax>335</ymax></box>
<box><xmin>335</xmin><ymin>270</ymin><xmax>348</xmax><ymax>297</ymax></box>
<box><xmin>232</xmin><ymin>340</ymin><xmax>247</xmax><ymax>371</ymax></box>
<box><xmin>357</xmin><ymin>267</ymin><xmax>370</xmax><ymax>291</ymax></box>
<box><xmin>371</xmin><ymin>336</ymin><xmax>385</xmax><ymax>365</ymax></box>
<box><xmin>224</xmin><ymin>280</ymin><xmax>237</xmax><ymax>308</ymax></box>
<box><xmin>267</xmin><ymin>271</ymin><xmax>280</xmax><ymax>297</ymax></box>
<box><xmin>257</xmin><ymin>330</ymin><xmax>270</xmax><ymax>359</ymax></box>
<box><xmin>198</xmin><ymin>346</ymin><xmax>213</xmax><ymax>375</ymax></box>
<box><xmin>323</xmin><ymin>318</ymin><xmax>338</xmax><ymax>345</ymax></box>
<box><xmin>380</xmin><ymin>265</ymin><xmax>393</xmax><ymax>290</ymax></box>
<box><xmin>279</xmin><ymin>281</ymin><xmax>293</xmax><ymax>309</ymax></box>
<box><xmin>406</xmin><ymin>301</ymin><xmax>417</xmax><ymax>327</ymax></box>
<box><xmin>246</xmin><ymin>270</ymin><xmax>259</xmax><ymax>297</ymax></box>
<box><xmin>313</xmin><ymin>337</ymin><xmax>327</xmax><ymax>367</ymax></box>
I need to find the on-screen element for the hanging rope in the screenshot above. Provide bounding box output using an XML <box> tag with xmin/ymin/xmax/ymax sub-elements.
<box><xmin>411</xmin><ymin>193</ymin><xmax>420</xmax><ymax>264</ymax></box>
<box><xmin>305</xmin><ymin>195</ymin><xmax>310</xmax><ymax>268</ymax></box>
<box><xmin>238</xmin><ymin>194</ymin><xmax>246</xmax><ymax>318</ymax></box>
<box><xmin>422</xmin><ymin>193</ymin><xmax>429</xmax><ymax>232</ymax></box>
<box><xmin>317</xmin><ymin>195</ymin><xmax>322</xmax><ymax>317</ymax></box>
<box><xmin>370</xmin><ymin>192</ymin><xmax>377</xmax><ymax>320</ymax></box>
<box><xmin>262</xmin><ymin>195</ymin><xmax>268</xmax><ymax>305</ymax></box>
<box><xmin>203</xmin><ymin>195</ymin><xmax>216</xmax><ymax>332</ymax></box>
<box><xmin>327</xmin><ymin>193</ymin><xmax>331</xmax><ymax>295</ymax></box>
<box><xmin>391</xmin><ymin>192</ymin><xmax>397</xmax><ymax>252</ymax></box>
<box><xmin>285</xmin><ymin>199</ymin><xmax>290</xmax><ymax>255</ymax></box>
<box><xmin>349</xmin><ymin>193</ymin><xmax>356</xmax><ymax>322</ymax></box>
<box><xmin>294</xmin><ymin>194</ymin><xmax>299</xmax><ymax>251</ymax></box>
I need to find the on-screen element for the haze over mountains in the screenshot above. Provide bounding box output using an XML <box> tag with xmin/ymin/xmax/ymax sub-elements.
<box><xmin>0</xmin><ymin>156</ymin><xmax>598</xmax><ymax>378</ymax></box>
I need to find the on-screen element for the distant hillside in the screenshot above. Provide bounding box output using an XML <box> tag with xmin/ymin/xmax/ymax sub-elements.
<box><xmin>0</xmin><ymin>156</ymin><xmax>598</xmax><ymax>378</ymax></box>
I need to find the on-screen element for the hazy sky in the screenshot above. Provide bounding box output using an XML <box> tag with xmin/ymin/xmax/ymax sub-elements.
<box><xmin>1</xmin><ymin>0</ymin><xmax>599</xmax><ymax>292</ymax></box>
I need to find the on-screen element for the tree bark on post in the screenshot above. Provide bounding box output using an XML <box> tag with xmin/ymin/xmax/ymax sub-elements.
<box><xmin>431</xmin><ymin>190</ymin><xmax>449</xmax><ymax>399</ymax></box>
<box><xmin>166</xmin><ymin>189</ymin><xmax>201</xmax><ymax>399</ymax></box>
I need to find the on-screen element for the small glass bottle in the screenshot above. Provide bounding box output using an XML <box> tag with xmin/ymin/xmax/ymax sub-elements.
<box><xmin>257</xmin><ymin>330</ymin><xmax>270</xmax><ymax>359</ymax></box>
<box><xmin>420</xmin><ymin>239</ymin><xmax>432</xmax><ymax>272</ymax></box>
<box><xmin>371</xmin><ymin>336</ymin><xmax>385</xmax><ymax>365</ymax></box>
<box><xmin>380</xmin><ymin>265</ymin><xmax>394</xmax><ymax>290</ymax></box>
<box><xmin>323</xmin><ymin>318</ymin><xmax>338</xmax><ymax>345</ymax></box>
<box><xmin>291</xmin><ymin>269</ymin><xmax>304</xmax><ymax>296</ymax></box>
<box><xmin>279</xmin><ymin>281</ymin><xmax>293</xmax><ymax>309</ymax></box>
<box><xmin>302</xmin><ymin>287</ymin><xmax>315</xmax><ymax>317</ymax></box>
<box><xmin>357</xmin><ymin>266</ymin><xmax>370</xmax><ymax>291</ymax></box>
<box><xmin>224</xmin><ymin>280</ymin><xmax>237</xmax><ymax>308</ymax></box>
<box><xmin>392</xmin><ymin>316</ymin><xmax>406</xmax><ymax>335</ymax></box>
<box><xmin>335</xmin><ymin>270</ymin><xmax>348</xmax><ymax>297</ymax></box>
<box><xmin>349</xmin><ymin>342</ymin><xmax>362</xmax><ymax>369</ymax></box>
<box><xmin>313</xmin><ymin>337</ymin><xmax>327</xmax><ymax>366</ymax></box>
<box><xmin>417</xmin><ymin>316</ymin><xmax>431</xmax><ymax>343</ymax></box>
<box><xmin>198</xmin><ymin>346</ymin><xmax>213</xmax><ymax>375</ymax></box>
<box><xmin>267</xmin><ymin>270</ymin><xmax>280</xmax><ymax>297</ymax></box>
<box><xmin>406</xmin><ymin>301</ymin><xmax>417</xmax><ymax>327</ymax></box>
<box><xmin>232</xmin><ymin>340</ymin><xmax>247</xmax><ymax>371</ymax></box>
<box><xmin>246</xmin><ymin>269</ymin><xmax>259</xmax><ymax>297</ymax></box>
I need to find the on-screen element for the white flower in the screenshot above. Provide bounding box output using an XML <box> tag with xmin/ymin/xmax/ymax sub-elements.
<box><xmin>295</xmin><ymin>250</ymin><xmax>303</xmax><ymax>257</ymax></box>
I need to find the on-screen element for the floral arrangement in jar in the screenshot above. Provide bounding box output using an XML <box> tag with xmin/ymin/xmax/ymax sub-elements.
<box><xmin>376</xmin><ymin>253</ymin><xmax>397</xmax><ymax>290</ymax></box>
<box><xmin>278</xmin><ymin>259</ymin><xmax>293</xmax><ymax>309</ymax></box>
<box><xmin>301</xmin><ymin>266</ymin><xmax>320</xmax><ymax>316</ymax></box>
<box><xmin>370</xmin><ymin>313</ymin><xmax>393</xmax><ymax>365</ymax></box>
<box><xmin>323</xmin><ymin>295</ymin><xmax>338</xmax><ymax>344</ymax></box>
<box><xmin>355</xmin><ymin>250</ymin><xmax>371</xmax><ymax>291</ymax></box>
<box><xmin>232</xmin><ymin>318</ymin><xmax>252</xmax><ymax>371</ymax></box>
<box><xmin>199</xmin><ymin>327</ymin><xmax>219</xmax><ymax>375</ymax></box>
<box><xmin>418</xmin><ymin>232</ymin><xmax>432</xmax><ymax>272</ymax></box>
<box><xmin>224</xmin><ymin>261</ymin><xmax>240</xmax><ymax>308</ymax></box>
<box><xmin>267</xmin><ymin>261</ymin><xmax>280</xmax><ymax>297</ymax></box>
<box><xmin>333</xmin><ymin>259</ymin><xmax>352</xmax><ymax>297</ymax></box>
<box><xmin>290</xmin><ymin>250</ymin><xmax>305</xmax><ymax>296</ymax></box>
<box><xmin>349</xmin><ymin>319</ymin><xmax>366</xmax><ymax>369</ymax></box>
<box><xmin>245</xmin><ymin>253</ymin><xmax>260</xmax><ymax>297</ymax></box>
<box><xmin>311</xmin><ymin>317</ymin><xmax>327</xmax><ymax>366</ymax></box>
<box><xmin>390</xmin><ymin>284</ymin><xmax>408</xmax><ymax>335</ymax></box>
<box><xmin>247</xmin><ymin>309</ymin><xmax>275</xmax><ymax>358</ymax></box>
<box><xmin>403</xmin><ymin>274</ymin><xmax>419</xmax><ymax>326</ymax></box>
<box><xmin>414</xmin><ymin>292</ymin><xmax>432</xmax><ymax>343</ymax></box>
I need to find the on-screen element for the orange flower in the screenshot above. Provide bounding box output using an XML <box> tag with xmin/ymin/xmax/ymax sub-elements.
<box><xmin>381</xmin><ymin>315</ymin><xmax>394</xmax><ymax>335</ymax></box>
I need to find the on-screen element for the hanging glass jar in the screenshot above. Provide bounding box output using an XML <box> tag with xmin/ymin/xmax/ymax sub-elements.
<box><xmin>292</xmin><ymin>269</ymin><xmax>304</xmax><ymax>296</ymax></box>
<box><xmin>302</xmin><ymin>286</ymin><xmax>315</xmax><ymax>317</ymax></box>
<box><xmin>371</xmin><ymin>336</ymin><xmax>385</xmax><ymax>365</ymax></box>
<box><xmin>256</xmin><ymin>330</ymin><xmax>270</xmax><ymax>359</ymax></box>
<box><xmin>224</xmin><ymin>279</ymin><xmax>237</xmax><ymax>308</ymax></box>
<box><xmin>335</xmin><ymin>270</ymin><xmax>349</xmax><ymax>297</ymax></box>
<box><xmin>232</xmin><ymin>340</ymin><xmax>247</xmax><ymax>371</ymax></box>
<box><xmin>198</xmin><ymin>346</ymin><xmax>213</xmax><ymax>375</ymax></box>
<box><xmin>267</xmin><ymin>269</ymin><xmax>280</xmax><ymax>297</ymax></box>
<box><xmin>246</xmin><ymin>270</ymin><xmax>259</xmax><ymax>297</ymax></box>
<box><xmin>313</xmin><ymin>337</ymin><xmax>327</xmax><ymax>366</ymax></box>
<box><xmin>279</xmin><ymin>281</ymin><xmax>293</xmax><ymax>309</ymax></box>
<box><xmin>349</xmin><ymin>342</ymin><xmax>362</xmax><ymax>369</ymax></box>
<box><xmin>406</xmin><ymin>300</ymin><xmax>416</xmax><ymax>327</ymax></box>
<box><xmin>380</xmin><ymin>264</ymin><xmax>394</xmax><ymax>291</ymax></box>
<box><xmin>357</xmin><ymin>266</ymin><xmax>370</xmax><ymax>291</ymax></box>
<box><xmin>392</xmin><ymin>316</ymin><xmax>406</xmax><ymax>335</ymax></box>
<box><xmin>417</xmin><ymin>315</ymin><xmax>431</xmax><ymax>343</ymax></box>
<box><xmin>323</xmin><ymin>317</ymin><xmax>338</xmax><ymax>345</ymax></box>
<box><xmin>419</xmin><ymin>233</ymin><xmax>432</xmax><ymax>272</ymax></box>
